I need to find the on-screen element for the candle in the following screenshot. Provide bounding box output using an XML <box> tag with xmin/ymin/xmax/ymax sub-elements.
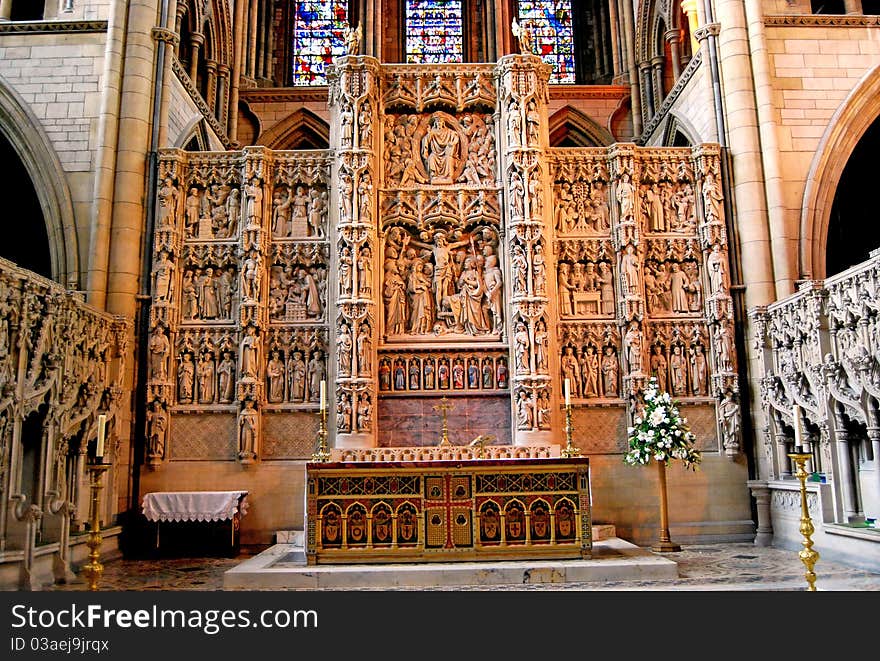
<box><xmin>320</xmin><ymin>380</ymin><xmax>326</xmax><ymax>412</ymax></box>
<box><xmin>793</xmin><ymin>405</ymin><xmax>803</xmax><ymax>449</ymax></box>
<box><xmin>564</xmin><ymin>378</ymin><xmax>571</xmax><ymax>407</ymax></box>
<box><xmin>96</xmin><ymin>414</ymin><xmax>106</xmax><ymax>459</ymax></box>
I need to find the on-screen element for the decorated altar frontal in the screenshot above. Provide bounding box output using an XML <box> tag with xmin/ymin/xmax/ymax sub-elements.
<box><xmin>305</xmin><ymin>453</ymin><xmax>591</xmax><ymax>564</ymax></box>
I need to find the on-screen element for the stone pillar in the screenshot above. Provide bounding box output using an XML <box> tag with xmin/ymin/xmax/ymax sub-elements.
<box><xmin>229</xmin><ymin>0</ymin><xmax>248</xmax><ymax>142</ymax></box>
<box><xmin>174</xmin><ymin>1</ymin><xmax>186</xmax><ymax>58</ymax></box>
<box><xmin>665</xmin><ymin>29</ymin><xmax>682</xmax><ymax>81</ymax></box>
<box><xmin>619</xmin><ymin>0</ymin><xmax>642</xmax><ymax>135</ymax></box>
<box><xmin>205</xmin><ymin>59</ymin><xmax>218</xmax><ymax>113</ymax></box>
<box><xmin>328</xmin><ymin>56</ymin><xmax>381</xmax><ymax>449</ymax></box>
<box><xmin>0</xmin><ymin>0</ymin><xmax>12</xmax><ymax>21</ymax></box>
<box><xmin>497</xmin><ymin>54</ymin><xmax>559</xmax><ymax>446</ymax></box>
<box><xmin>217</xmin><ymin>63</ymin><xmax>231</xmax><ymax>128</ymax></box>
<box><xmin>747</xmin><ymin>481</ymin><xmax>773</xmax><ymax>546</ymax></box>
<box><xmin>189</xmin><ymin>31</ymin><xmax>204</xmax><ymax>86</ymax></box>
<box><xmin>651</xmin><ymin>55</ymin><xmax>664</xmax><ymax>102</ymax></box>
<box><xmin>639</xmin><ymin>62</ymin><xmax>654</xmax><ymax>117</ymax></box>
<box><xmin>607</xmin><ymin>0</ymin><xmax>621</xmax><ymax>79</ymax></box>
<box><xmin>845</xmin><ymin>0</ymin><xmax>862</xmax><ymax>14</ymax></box>
<box><xmin>247</xmin><ymin>0</ymin><xmax>259</xmax><ymax>79</ymax></box>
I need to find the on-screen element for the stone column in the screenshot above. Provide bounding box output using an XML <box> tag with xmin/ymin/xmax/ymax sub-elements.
<box><xmin>328</xmin><ymin>56</ymin><xmax>381</xmax><ymax>449</ymax></box>
<box><xmin>665</xmin><ymin>29</ymin><xmax>682</xmax><ymax>81</ymax></box>
<box><xmin>174</xmin><ymin>1</ymin><xmax>186</xmax><ymax>58</ymax></box>
<box><xmin>607</xmin><ymin>0</ymin><xmax>621</xmax><ymax>79</ymax></box>
<box><xmin>651</xmin><ymin>55</ymin><xmax>664</xmax><ymax>103</ymax></box>
<box><xmin>217</xmin><ymin>63</ymin><xmax>231</xmax><ymax>128</ymax></box>
<box><xmin>639</xmin><ymin>63</ymin><xmax>654</xmax><ymax>119</ymax></box>
<box><xmin>205</xmin><ymin>59</ymin><xmax>218</xmax><ymax>114</ymax></box>
<box><xmin>747</xmin><ymin>481</ymin><xmax>773</xmax><ymax>546</ymax></box>
<box><xmin>247</xmin><ymin>0</ymin><xmax>259</xmax><ymax>79</ymax></box>
<box><xmin>497</xmin><ymin>53</ymin><xmax>559</xmax><ymax>446</ymax></box>
<box><xmin>0</xmin><ymin>0</ymin><xmax>12</xmax><ymax>21</ymax></box>
<box><xmin>189</xmin><ymin>31</ymin><xmax>204</xmax><ymax>86</ymax></box>
<box><xmin>845</xmin><ymin>0</ymin><xmax>862</xmax><ymax>13</ymax></box>
<box><xmin>229</xmin><ymin>0</ymin><xmax>247</xmax><ymax>142</ymax></box>
<box><xmin>619</xmin><ymin>0</ymin><xmax>642</xmax><ymax>135</ymax></box>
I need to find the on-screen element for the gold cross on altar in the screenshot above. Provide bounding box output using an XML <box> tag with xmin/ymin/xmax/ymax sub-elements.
<box><xmin>434</xmin><ymin>396</ymin><xmax>455</xmax><ymax>446</ymax></box>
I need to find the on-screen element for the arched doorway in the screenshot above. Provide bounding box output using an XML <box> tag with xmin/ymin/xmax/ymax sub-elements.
<box><xmin>825</xmin><ymin>115</ymin><xmax>880</xmax><ymax>277</ymax></box>
<box><xmin>0</xmin><ymin>131</ymin><xmax>51</xmax><ymax>278</ymax></box>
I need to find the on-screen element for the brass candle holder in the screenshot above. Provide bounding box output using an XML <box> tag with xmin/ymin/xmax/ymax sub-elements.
<box><xmin>561</xmin><ymin>402</ymin><xmax>581</xmax><ymax>458</ymax></box>
<box><xmin>788</xmin><ymin>451</ymin><xmax>819</xmax><ymax>591</ymax></box>
<box><xmin>311</xmin><ymin>402</ymin><xmax>331</xmax><ymax>462</ymax></box>
<box><xmin>81</xmin><ymin>463</ymin><xmax>110</xmax><ymax>591</ymax></box>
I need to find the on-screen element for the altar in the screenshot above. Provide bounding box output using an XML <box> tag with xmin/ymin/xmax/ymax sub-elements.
<box><xmin>305</xmin><ymin>452</ymin><xmax>591</xmax><ymax>564</ymax></box>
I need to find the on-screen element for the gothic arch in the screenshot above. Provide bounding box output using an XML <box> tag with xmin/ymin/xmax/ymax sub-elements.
<box><xmin>257</xmin><ymin>108</ymin><xmax>330</xmax><ymax>150</ymax></box>
<box><xmin>548</xmin><ymin>106</ymin><xmax>614</xmax><ymax>147</ymax></box>
<box><xmin>0</xmin><ymin>75</ymin><xmax>78</xmax><ymax>284</ymax></box>
<box><xmin>801</xmin><ymin>64</ymin><xmax>880</xmax><ymax>280</ymax></box>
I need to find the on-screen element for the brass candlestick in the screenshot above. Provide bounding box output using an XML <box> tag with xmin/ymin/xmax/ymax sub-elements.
<box><xmin>434</xmin><ymin>396</ymin><xmax>454</xmax><ymax>446</ymax></box>
<box><xmin>81</xmin><ymin>463</ymin><xmax>110</xmax><ymax>591</ymax></box>
<box><xmin>312</xmin><ymin>403</ymin><xmax>331</xmax><ymax>462</ymax></box>
<box><xmin>652</xmin><ymin>459</ymin><xmax>681</xmax><ymax>552</ymax></box>
<box><xmin>788</xmin><ymin>451</ymin><xmax>819</xmax><ymax>591</ymax></box>
<box><xmin>561</xmin><ymin>402</ymin><xmax>581</xmax><ymax>457</ymax></box>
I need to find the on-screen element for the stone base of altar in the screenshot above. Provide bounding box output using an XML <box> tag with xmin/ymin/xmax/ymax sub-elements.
<box><xmin>222</xmin><ymin>531</ymin><xmax>679</xmax><ymax>590</ymax></box>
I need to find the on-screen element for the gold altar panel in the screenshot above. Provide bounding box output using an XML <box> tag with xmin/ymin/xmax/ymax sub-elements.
<box><xmin>305</xmin><ymin>457</ymin><xmax>591</xmax><ymax>564</ymax></box>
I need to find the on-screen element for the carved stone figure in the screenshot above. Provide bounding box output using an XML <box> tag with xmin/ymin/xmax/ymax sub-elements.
<box><xmin>617</xmin><ymin>173</ymin><xmax>635</xmax><ymax>223</ymax></box>
<box><xmin>146</xmin><ymin>400</ymin><xmax>167</xmax><ymax>459</ymax></box>
<box><xmin>383</xmin><ymin>262</ymin><xmax>407</xmax><ymax>335</ymax></box>
<box><xmin>185</xmin><ymin>187</ymin><xmax>200</xmax><ymax>237</ymax></box>
<box><xmin>356</xmin><ymin>323</ymin><xmax>371</xmax><ymax>375</ymax></box>
<box><xmin>345</xmin><ymin>22</ymin><xmax>361</xmax><ymax>55</ymax></box>
<box><xmin>621</xmin><ymin>244</ymin><xmax>640</xmax><ymax>296</ymax></box>
<box><xmin>421</xmin><ymin>113</ymin><xmax>461</xmax><ymax>184</ymax></box>
<box><xmin>598</xmin><ymin>262</ymin><xmax>614</xmax><ymax>314</ymax></box>
<box><xmin>357</xmin><ymin>392</ymin><xmax>372</xmax><ymax>431</ymax></box>
<box><xmin>670</xmin><ymin>345</ymin><xmax>687</xmax><ymax>396</ymax></box>
<box><xmin>690</xmin><ymin>344</ymin><xmax>708</xmax><ymax>395</ymax></box>
<box><xmin>226</xmin><ymin>188</ymin><xmax>240</xmax><ymax>236</ymax></box>
<box><xmin>291</xmin><ymin>185</ymin><xmax>309</xmax><ymax>236</ymax></box>
<box><xmin>514</xmin><ymin>321</ymin><xmax>530</xmax><ymax>372</ymax></box>
<box><xmin>198</xmin><ymin>353</ymin><xmax>215</xmax><ymax>403</ymax></box>
<box><xmin>582</xmin><ymin>345</ymin><xmax>599</xmax><ymax>397</ymax></box>
<box><xmin>149</xmin><ymin>328</ymin><xmax>170</xmax><ymax>380</ymax></box>
<box><xmin>534</xmin><ymin>320</ymin><xmax>549</xmax><ymax>372</ymax></box>
<box><xmin>670</xmin><ymin>263</ymin><xmax>689</xmax><ymax>313</ymax></box>
<box><xmin>287</xmin><ymin>350</ymin><xmax>306</xmax><ymax>401</ymax></box>
<box><xmin>267</xmin><ymin>349</ymin><xmax>285</xmax><ymax>403</ymax></box>
<box><xmin>719</xmin><ymin>391</ymin><xmax>740</xmax><ymax>451</ymax></box>
<box><xmin>337</xmin><ymin>323</ymin><xmax>353</xmax><ymax>377</ymax></box>
<box><xmin>272</xmin><ymin>188</ymin><xmax>292</xmax><ymax>237</ymax></box>
<box><xmin>241</xmin><ymin>251</ymin><xmax>262</xmax><ymax>302</ymax></box>
<box><xmin>715</xmin><ymin>321</ymin><xmax>734</xmax><ymax>372</ymax></box>
<box><xmin>702</xmin><ymin>171</ymin><xmax>723</xmax><ymax>224</ymax></box>
<box><xmin>707</xmin><ymin>244</ymin><xmax>728</xmax><ymax>295</ymax></box>
<box><xmin>308</xmin><ymin>350</ymin><xmax>325</xmax><ymax>402</ymax></box>
<box><xmin>482</xmin><ymin>244</ymin><xmax>504</xmax><ymax>333</ymax></box>
<box><xmin>177</xmin><ymin>352</ymin><xmax>195</xmax><ymax>402</ymax></box>
<box><xmin>217</xmin><ymin>350</ymin><xmax>235</xmax><ymax>403</ymax></box>
<box><xmin>157</xmin><ymin>178</ymin><xmax>179</xmax><ymax>230</ymax></box>
<box><xmin>238</xmin><ymin>399</ymin><xmax>258</xmax><ymax>459</ymax></box>
<box><xmin>561</xmin><ymin>346</ymin><xmax>580</xmax><ymax>398</ymax></box>
<box><xmin>624</xmin><ymin>322</ymin><xmax>643</xmax><ymax>372</ymax></box>
<box><xmin>198</xmin><ymin>267</ymin><xmax>219</xmax><ymax>319</ymax></box>
<box><xmin>602</xmin><ymin>347</ymin><xmax>619</xmax><ymax>397</ymax></box>
<box><xmin>240</xmin><ymin>326</ymin><xmax>259</xmax><ymax>378</ymax></box>
<box><xmin>244</xmin><ymin>178</ymin><xmax>263</xmax><ymax>227</ymax></box>
<box><xmin>558</xmin><ymin>263</ymin><xmax>574</xmax><ymax>316</ymax></box>
<box><xmin>357</xmin><ymin>246</ymin><xmax>373</xmax><ymax>296</ymax></box>
<box><xmin>308</xmin><ymin>188</ymin><xmax>326</xmax><ymax>238</ymax></box>
<box><xmin>516</xmin><ymin>390</ymin><xmax>533</xmax><ymax>429</ymax></box>
<box><xmin>650</xmin><ymin>346</ymin><xmax>668</xmax><ymax>391</ymax></box>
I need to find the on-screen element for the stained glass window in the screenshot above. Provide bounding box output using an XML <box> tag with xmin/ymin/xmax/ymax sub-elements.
<box><xmin>291</xmin><ymin>1</ymin><xmax>349</xmax><ymax>85</ymax></box>
<box><xmin>517</xmin><ymin>1</ymin><xmax>575</xmax><ymax>83</ymax></box>
<box><xmin>405</xmin><ymin>0</ymin><xmax>464</xmax><ymax>64</ymax></box>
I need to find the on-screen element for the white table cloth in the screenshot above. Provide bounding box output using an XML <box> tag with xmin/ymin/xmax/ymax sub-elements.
<box><xmin>142</xmin><ymin>491</ymin><xmax>249</xmax><ymax>523</ymax></box>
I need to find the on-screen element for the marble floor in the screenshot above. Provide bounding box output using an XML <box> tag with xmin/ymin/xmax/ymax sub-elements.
<box><xmin>42</xmin><ymin>542</ymin><xmax>880</xmax><ymax>591</ymax></box>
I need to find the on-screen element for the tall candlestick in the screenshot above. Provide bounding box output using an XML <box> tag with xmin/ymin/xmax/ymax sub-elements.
<box><xmin>320</xmin><ymin>380</ymin><xmax>326</xmax><ymax>412</ymax></box>
<box><xmin>564</xmin><ymin>378</ymin><xmax>571</xmax><ymax>407</ymax></box>
<box><xmin>793</xmin><ymin>405</ymin><xmax>803</xmax><ymax>449</ymax></box>
<box><xmin>96</xmin><ymin>414</ymin><xmax>106</xmax><ymax>459</ymax></box>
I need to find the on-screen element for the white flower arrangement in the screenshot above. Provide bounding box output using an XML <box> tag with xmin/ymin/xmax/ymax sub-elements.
<box><xmin>623</xmin><ymin>377</ymin><xmax>701</xmax><ymax>470</ymax></box>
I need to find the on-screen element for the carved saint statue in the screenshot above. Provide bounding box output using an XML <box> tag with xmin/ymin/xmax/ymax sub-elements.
<box><xmin>267</xmin><ymin>349</ymin><xmax>285</xmax><ymax>403</ymax></box>
<box><xmin>421</xmin><ymin>113</ymin><xmax>461</xmax><ymax>184</ymax></box>
<box><xmin>146</xmin><ymin>400</ymin><xmax>167</xmax><ymax>459</ymax></box>
<box><xmin>238</xmin><ymin>399</ymin><xmax>258</xmax><ymax>459</ymax></box>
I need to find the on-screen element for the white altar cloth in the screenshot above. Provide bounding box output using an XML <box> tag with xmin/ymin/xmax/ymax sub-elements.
<box><xmin>142</xmin><ymin>491</ymin><xmax>249</xmax><ymax>523</ymax></box>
